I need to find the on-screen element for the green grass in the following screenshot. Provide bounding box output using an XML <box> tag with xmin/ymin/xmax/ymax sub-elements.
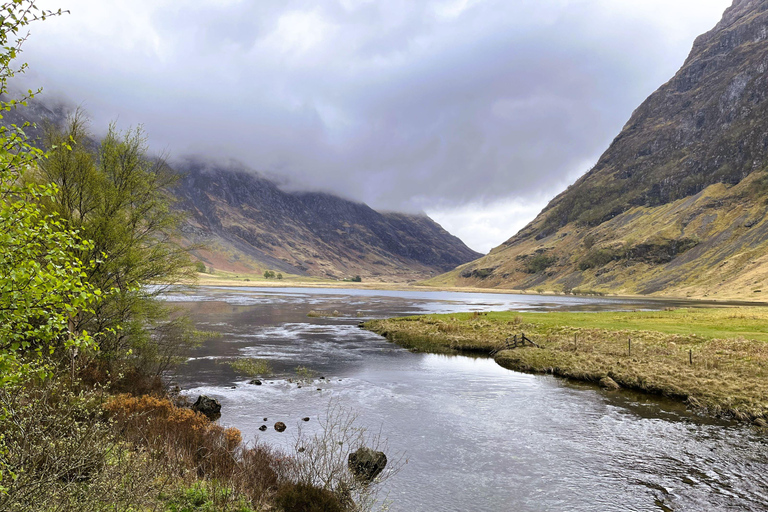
<box><xmin>162</xmin><ymin>482</ymin><xmax>257</xmax><ymax>512</ymax></box>
<box><xmin>364</xmin><ymin>308</ymin><xmax>768</xmax><ymax>421</ymax></box>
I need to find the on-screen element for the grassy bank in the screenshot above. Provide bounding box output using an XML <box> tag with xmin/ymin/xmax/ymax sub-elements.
<box><xmin>364</xmin><ymin>308</ymin><xmax>768</xmax><ymax>421</ymax></box>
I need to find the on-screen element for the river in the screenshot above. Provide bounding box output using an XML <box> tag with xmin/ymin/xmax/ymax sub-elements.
<box><xmin>165</xmin><ymin>286</ymin><xmax>768</xmax><ymax>512</ymax></box>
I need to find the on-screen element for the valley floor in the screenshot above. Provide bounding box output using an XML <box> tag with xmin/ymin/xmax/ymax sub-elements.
<box><xmin>364</xmin><ymin>308</ymin><xmax>768</xmax><ymax>423</ymax></box>
<box><xmin>190</xmin><ymin>271</ymin><xmax>768</xmax><ymax>304</ymax></box>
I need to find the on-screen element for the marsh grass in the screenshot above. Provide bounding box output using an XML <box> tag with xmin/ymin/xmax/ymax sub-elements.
<box><xmin>364</xmin><ymin>308</ymin><xmax>768</xmax><ymax>421</ymax></box>
<box><xmin>229</xmin><ymin>358</ymin><xmax>272</xmax><ymax>378</ymax></box>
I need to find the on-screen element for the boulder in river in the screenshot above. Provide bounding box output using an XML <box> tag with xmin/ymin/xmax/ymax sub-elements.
<box><xmin>274</xmin><ymin>421</ymin><xmax>287</xmax><ymax>432</ymax></box>
<box><xmin>250</xmin><ymin>379</ymin><xmax>262</xmax><ymax>385</ymax></box>
<box><xmin>599</xmin><ymin>376</ymin><xmax>620</xmax><ymax>390</ymax></box>
<box><xmin>348</xmin><ymin>447</ymin><xmax>387</xmax><ymax>484</ymax></box>
<box><xmin>259</xmin><ymin>425</ymin><xmax>267</xmax><ymax>431</ymax></box>
<box><xmin>302</xmin><ymin>417</ymin><xmax>310</xmax><ymax>422</ymax></box>
<box><xmin>192</xmin><ymin>395</ymin><xmax>221</xmax><ymax>421</ymax></box>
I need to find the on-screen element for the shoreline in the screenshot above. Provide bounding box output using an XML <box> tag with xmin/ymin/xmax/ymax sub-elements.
<box><xmin>185</xmin><ymin>274</ymin><xmax>768</xmax><ymax>307</ymax></box>
<box><xmin>363</xmin><ymin>309</ymin><xmax>768</xmax><ymax>424</ymax></box>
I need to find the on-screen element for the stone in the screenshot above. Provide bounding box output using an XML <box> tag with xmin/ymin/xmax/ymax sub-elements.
<box><xmin>599</xmin><ymin>376</ymin><xmax>620</xmax><ymax>390</ymax></box>
<box><xmin>348</xmin><ymin>447</ymin><xmax>387</xmax><ymax>484</ymax></box>
<box><xmin>263</xmin><ymin>417</ymin><xmax>268</xmax><ymax>421</ymax></box>
<box><xmin>302</xmin><ymin>417</ymin><xmax>310</xmax><ymax>422</ymax></box>
<box><xmin>274</xmin><ymin>421</ymin><xmax>287</xmax><ymax>432</ymax></box>
<box><xmin>249</xmin><ymin>379</ymin><xmax>262</xmax><ymax>385</ymax></box>
<box><xmin>258</xmin><ymin>425</ymin><xmax>267</xmax><ymax>432</ymax></box>
<box><xmin>192</xmin><ymin>395</ymin><xmax>221</xmax><ymax>421</ymax></box>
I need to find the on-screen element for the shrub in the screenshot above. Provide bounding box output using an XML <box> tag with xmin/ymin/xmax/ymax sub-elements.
<box><xmin>273</xmin><ymin>482</ymin><xmax>345</xmax><ymax>512</ymax></box>
<box><xmin>521</xmin><ymin>254</ymin><xmax>557</xmax><ymax>274</ymax></box>
<box><xmin>0</xmin><ymin>380</ymin><xmax>159</xmax><ymax>511</ymax></box>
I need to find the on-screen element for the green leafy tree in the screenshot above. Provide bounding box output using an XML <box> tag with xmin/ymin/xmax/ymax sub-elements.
<box><xmin>39</xmin><ymin>112</ymin><xmax>197</xmax><ymax>379</ymax></box>
<box><xmin>0</xmin><ymin>2</ymin><xmax>98</xmax><ymax>385</ymax></box>
<box><xmin>0</xmin><ymin>0</ymin><xmax>102</xmax><ymax>492</ymax></box>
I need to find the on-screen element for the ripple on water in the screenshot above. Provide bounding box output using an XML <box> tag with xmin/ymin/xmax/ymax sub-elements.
<box><xmin>170</xmin><ymin>286</ymin><xmax>768</xmax><ymax>512</ymax></box>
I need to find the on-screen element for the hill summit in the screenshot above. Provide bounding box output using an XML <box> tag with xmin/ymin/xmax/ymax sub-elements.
<box><xmin>433</xmin><ymin>0</ymin><xmax>768</xmax><ymax>299</ymax></box>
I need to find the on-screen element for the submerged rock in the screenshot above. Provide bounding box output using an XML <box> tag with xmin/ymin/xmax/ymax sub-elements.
<box><xmin>599</xmin><ymin>376</ymin><xmax>620</xmax><ymax>390</ymax></box>
<box><xmin>348</xmin><ymin>447</ymin><xmax>387</xmax><ymax>483</ymax></box>
<box><xmin>192</xmin><ymin>395</ymin><xmax>221</xmax><ymax>421</ymax></box>
<box><xmin>274</xmin><ymin>421</ymin><xmax>287</xmax><ymax>432</ymax></box>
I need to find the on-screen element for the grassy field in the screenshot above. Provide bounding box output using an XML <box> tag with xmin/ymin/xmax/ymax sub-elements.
<box><xmin>364</xmin><ymin>308</ymin><xmax>768</xmax><ymax>422</ymax></box>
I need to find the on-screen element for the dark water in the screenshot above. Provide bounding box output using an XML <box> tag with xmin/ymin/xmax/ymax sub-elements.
<box><xmin>166</xmin><ymin>286</ymin><xmax>768</xmax><ymax>512</ymax></box>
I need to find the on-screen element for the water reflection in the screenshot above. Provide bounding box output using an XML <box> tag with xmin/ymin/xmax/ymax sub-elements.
<box><xmin>169</xmin><ymin>286</ymin><xmax>768</xmax><ymax>512</ymax></box>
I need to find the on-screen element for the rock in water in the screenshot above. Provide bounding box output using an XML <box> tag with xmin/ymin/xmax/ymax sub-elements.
<box><xmin>599</xmin><ymin>376</ymin><xmax>620</xmax><ymax>390</ymax></box>
<box><xmin>258</xmin><ymin>425</ymin><xmax>267</xmax><ymax>432</ymax></box>
<box><xmin>348</xmin><ymin>447</ymin><xmax>387</xmax><ymax>483</ymax></box>
<box><xmin>274</xmin><ymin>421</ymin><xmax>287</xmax><ymax>432</ymax></box>
<box><xmin>192</xmin><ymin>395</ymin><xmax>221</xmax><ymax>421</ymax></box>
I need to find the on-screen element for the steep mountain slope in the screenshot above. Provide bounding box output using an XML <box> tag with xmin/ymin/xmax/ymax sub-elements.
<box><xmin>2</xmin><ymin>98</ymin><xmax>481</xmax><ymax>282</ymax></box>
<box><xmin>174</xmin><ymin>162</ymin><xmax>481</xmax><ymax>281</ymax></box>
<box><xmin>434</xmin><ymin>0</ymin><xmax>768</xmax><ymax>299</ymax></box>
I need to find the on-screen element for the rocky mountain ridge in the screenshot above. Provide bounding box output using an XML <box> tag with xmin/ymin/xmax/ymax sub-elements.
<box><xmin>174</xmin><ymin>161</ymin><xmax>482</xmax><ymax>281</ymax></box>
<box><xmin>432</xmin><ymin>0</ymin><xmax>768</xmax><ymax>299</ymax></box>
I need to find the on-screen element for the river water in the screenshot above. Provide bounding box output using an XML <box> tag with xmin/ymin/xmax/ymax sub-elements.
<box><xmin>166</xmin><ymin>286</ymin><xmax>768</xmax><ymax>512</ymax></box>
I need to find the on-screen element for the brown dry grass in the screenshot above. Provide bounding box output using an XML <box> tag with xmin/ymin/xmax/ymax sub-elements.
<box><xmin>365</xmin><ymin>308</ymin><xmax>768</xmax><ymax>421</ymax></box>
<box><xmin>104</xmin><ymin>394</ymin><xmax>282</xmax><ymax>507</ymax></box>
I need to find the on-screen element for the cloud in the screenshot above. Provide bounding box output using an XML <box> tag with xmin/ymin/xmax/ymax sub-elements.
<box><xmin>22</xmin><ymin>0</ymin><xmax>732</xmax><ymax>251</ymax></box>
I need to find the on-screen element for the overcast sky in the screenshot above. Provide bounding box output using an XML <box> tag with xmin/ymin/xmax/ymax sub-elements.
<box><xmin>22</xmin><ymin>0</ymin><xmax>732</xmax><ymax>252</ymax></box>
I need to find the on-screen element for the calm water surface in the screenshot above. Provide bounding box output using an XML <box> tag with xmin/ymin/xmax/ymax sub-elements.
<box><xmin>166</xmin><ymin>286</ymin><xmax>768</xmax><ymax>512</ymax></box>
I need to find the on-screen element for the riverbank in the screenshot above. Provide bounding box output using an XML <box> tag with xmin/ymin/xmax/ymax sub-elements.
<box><xmin>363</xmin><ymin>308</ymin><xmax>768</xmax><ymax>422</ymax></box>
<box><xmin>189</xmin><ymin>271</ymin><xmax>768</xmax><ymax>306</ymax></box>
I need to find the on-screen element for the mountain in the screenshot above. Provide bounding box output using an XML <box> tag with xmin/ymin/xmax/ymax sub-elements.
<box><xmin>173</xmin><ymin>161</ymin><xmax>482</xmax><ymax>281</ymax></box>
<box><xmin>3</xmin><ymin>98</ymin><xmax>481</xmax><ymax>282</ymax></box>
<box><xmin>432</xmin><ymin>0</ymin><xmax>768</xmax><ymax>299</ymax></box>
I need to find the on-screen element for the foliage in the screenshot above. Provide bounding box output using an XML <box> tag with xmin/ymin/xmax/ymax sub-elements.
<box><xmin>578</xmin><ymin>246</ymin><xmax>625</xmax><ymax>271</ymax></box>
<box><xmin>0</xmin><ymin>1</ymin><xmax>103</xmax><ymax>381</ymax></box>
<box><xmin>294</xmin><ymin>366</ymin><xmax>316</xmax><ymax>382</ymax></box>
<box><xmin>0</xmin><ymin>379</ymin><xmax>161</xmax><ymax>510</ymax></box>
<box><xmin>520</xmin><ymin>253</ymin><xmax>557</xmax><ymax>274</ymax></box>
<box><xmin>163</xmin><ymin>482</ymin><xmax>257</xmax><ymax>512</ymax></box>
<box><xmin>273</xmin><ymin>482</ymin><xmax>345</xmax><ymax>512</ymax></box>
<box><xmin>263</xmin><ymin>270</ymin><xmax>275</xmax><ymax>279</ymax></box>
<box><xmin>229</xmin><ymin>358</ymin><xmax>272</xmax><ymax>378</ymax></box>
<box><xmin>105</xmin><ymin>394</ymin><xmax>285</xmax><ymax>508</ymax></box>
<box><xmin>38</xmin><ymin>112</ymin><xmax>197</xmax><ymax>377</ymax></box>
<box><xmin>194</xmin><ymin>261</ymin><xmax>207</xmax><ymax>273</ymax></box>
